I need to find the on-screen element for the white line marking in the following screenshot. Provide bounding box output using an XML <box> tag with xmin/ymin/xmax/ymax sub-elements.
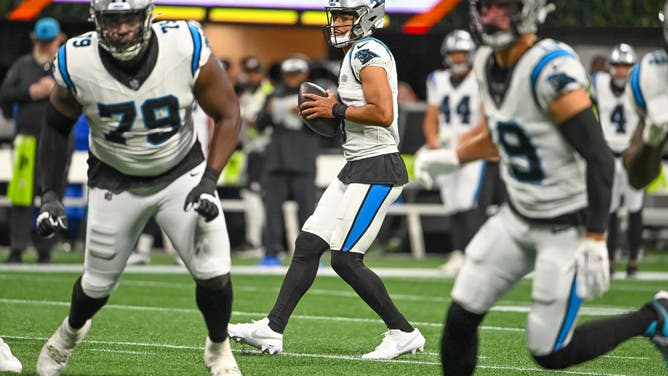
<box><xmin>0</xmin><ymin>335</ymin><xmax>630</xmax><ymax>375</ymax></box>
<box><xmin>2</xmin><ymin>264</ymin><xmax>668</xmax><ymax>281</ymax></box>
<box><xmin>0</xmin><ymin>297</ymin><xmax>637</xmax><ymax>319</ymax></box>
<box><xmin>88</xmin><ymin>348</ymin><xmax>154</xmax><ymax>355</ymax></box>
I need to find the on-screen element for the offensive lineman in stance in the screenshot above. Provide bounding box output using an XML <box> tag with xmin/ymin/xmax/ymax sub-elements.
<box><xmin>415</xmin><ymin>0</ymin><xmax>668</xmax><ymax>374</ymax></box>
<box><xmin>35</xmin><ymin>1</ymin><xmax>241</xmax><ymax>375</ymax></box>
<box><xmin>228</xmin><ymin>0</ymin><xmax>425</xmax><ymax>360</ymax></box>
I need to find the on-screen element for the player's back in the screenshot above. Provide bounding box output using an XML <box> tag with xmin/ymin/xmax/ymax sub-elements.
<box><xmin>473</xmin><ymin>39</ymin><xmax>588</xmax><ymax>219</ymax></box>
<box><xmin>426</xmin><ymin>69</ymin><xmax>481</xmax><ymax>146</ymax></box>
<box><xmin>53</xmin><ymin>20</ymin><xmax>210</xmax><ymax>177</ymax></box>
<box><xmin>338</xmin><ymin>37</ymin><xmax>400</xmax><ymax>161</ymax></box>
<box><xmin>591</xmin><ymin>72</ymin><xmax>639</xmax><ymax>153</ymax></box>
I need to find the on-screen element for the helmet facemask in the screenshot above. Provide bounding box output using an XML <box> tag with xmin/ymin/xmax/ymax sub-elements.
<box><xmin>91</xmin><ymin>3</ymin><xmax>154</xmax><ymax>61</ymax></box>
<box><xmin>322</xmin><ymin>0</ymin><xmax>385</xmax><ymax>49</ymax></box>
<box><xmin>470</xmin><ymin>0</ymin><xmax>552</xmax><ymax>51</ymax></box>
<box><xmin>323</xmin><ymin>8</ymin><xmax>366</xmax><ymax>48</ymax></box>
<box><xmin>441</xmin><ymin>30</ymin><xmax>476</xmax><ymax>75</ymax></box>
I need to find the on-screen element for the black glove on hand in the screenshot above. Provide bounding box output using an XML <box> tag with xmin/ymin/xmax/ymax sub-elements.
<box><xmin>184</xmin><ymin>167</ymin><xmax>220</xmax><ymax>222</ymax></box>
<box><xmin>37</xmin><ymin>190</ymin><xmax>68</xmax><ymax>238</ymax></box>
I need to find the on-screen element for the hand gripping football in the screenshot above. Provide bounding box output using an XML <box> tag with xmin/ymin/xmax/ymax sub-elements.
<box><xmin>298</xmin><ymin>82</ymin><xmax>341</xmax><ymax>138</ymax></box>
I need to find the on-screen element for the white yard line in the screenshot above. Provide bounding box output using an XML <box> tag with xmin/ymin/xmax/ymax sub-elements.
<box><xmin>2</xmin><ymin>264</ymin><xmax>668</xmax><ymax>281</ymax></box>
<box><xmin>88</xmin><ymin>348</ymin><xmax>154</xmax><ymax>355</ymax></box>
<box><xmin>0</xmin><ymin>297</ymin><xmax>638</xmax><ymax>319</ymax></box>
<box><xmin>0</xmin><ymin>335</ymin><xmax>629</xmax><ymax>375</ymax></box>
<box><xmin>0</xmin><ymin>274</ymin><xmax>645</xmax><ymax>309</ymax></box>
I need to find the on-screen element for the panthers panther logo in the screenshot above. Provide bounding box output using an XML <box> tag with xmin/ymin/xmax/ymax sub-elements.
<box><xmin>355</xmin><ymin>49</ymin><xmax>379</xmax><ymax>65</ymax></box>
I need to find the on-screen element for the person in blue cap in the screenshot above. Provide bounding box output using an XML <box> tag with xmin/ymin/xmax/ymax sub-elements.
<box><xmin>0</xmin><ymin>17</ymin><xmax>66</xmax><ymax>263</ymax></box>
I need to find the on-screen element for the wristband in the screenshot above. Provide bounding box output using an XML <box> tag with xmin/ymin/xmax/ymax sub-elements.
<box><xmin>332</xmin><ymin>103</ymin><xmax>348</xmax><ymax>120</ymax></box>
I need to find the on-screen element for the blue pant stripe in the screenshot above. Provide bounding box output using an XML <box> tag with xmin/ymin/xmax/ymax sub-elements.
<box><xmin>341</xmin><ymin>185</ymin><xmax>392</xmax><ymax>252</ymax></box>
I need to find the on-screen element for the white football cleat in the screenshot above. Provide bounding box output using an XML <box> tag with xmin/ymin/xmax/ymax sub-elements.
<box><xmin>37</xmin><ymin>317</ymin><xmax>91</xmax><ymax>376</ymax></box>
<box><xmin>227</xmin><ymin>318</ymin><xmax>283</xmax><ymax>355</ymax></box>
<box><xmin>440</xmin><ymin>250</ymin><xmax>465</xmax><ymax>277</ymax></box>
<box><xmin>0</xmin><ymin>337</ymin><xmax>22</xmax><ymax>373</ymax></box>
<box><xmin>204</xmin><ymin>337</ymin><xmax>242</xmax><ymax>376</ymax></box>
<box><xmin>362</xmin><ymin>328</ymin><xmax>425</xmax><ymax>360</ymax></box>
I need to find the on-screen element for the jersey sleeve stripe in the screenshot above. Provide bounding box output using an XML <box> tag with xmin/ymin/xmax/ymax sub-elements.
<box><xmin>57</xmin><ymin>45</ymin><xmax>76</xmax><ymax>92</ymax></box>
<box><xmin>629</xmin><ymin>64</ymin><xmax>647</xmax><ymax>114</ymax></box>
<box><xmin>187</xmin><ymin>23</ymin><xmax>203</xmax><ymax>76</ymax></box>
<box><xmin>530</xmin><ymin>49</ymin><xmax>577</xmax><ymax>104</ymax></box>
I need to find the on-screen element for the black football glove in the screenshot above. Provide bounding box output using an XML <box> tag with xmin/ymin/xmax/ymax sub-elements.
<box><xmin>184</xmin><ymin>167</ymin><xmax>220</xmax><ymax>222</ymax></box>
<box><xmin>37</xmin><ymin>190</ymin><xmax>68</xmax><ymax>238</ymax></box>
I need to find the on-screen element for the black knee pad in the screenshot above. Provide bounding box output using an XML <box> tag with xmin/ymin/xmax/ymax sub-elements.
<box><xmin>293</xmin><ymin>232</ymin><xmax>329</xmax><ymax>260</ymax></box>
<box><xmin>196</xmin><ymin>273</ymin><xmax>230</xmax><ymax>290</ymax></box>
<box><xmin>330</xmin><ymin>251</ymin><xmax>363</xmax><ymax>276</ymax></box>
<box><xmin>446</xmin><ymin>301</ymin><xmax>485</xmax><ymax>334</ymax></box>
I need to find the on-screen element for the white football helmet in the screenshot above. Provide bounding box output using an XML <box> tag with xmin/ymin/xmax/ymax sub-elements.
<box><xmin>609</xmin><ymin>43</ymin><xmax>637</xmax><ymax>66</ymax></box>
<box><xmin>90</xmin><ymin>0</ymin><xmax>155</xmax><ymax>61</ymax></box>
<box><xmin>323</xmin><ymin>0</ymin><xmax>385</xmax><ymax>48</ymax></box>
<box><xmin>469</xmin><ymin>0</ymin><xmax>554</xmax><ymax>51</ymax></box>
<box><xmin>440</xmin><ymin>29</ymin><xmax>476</xmax><ymax>74</ymax></box>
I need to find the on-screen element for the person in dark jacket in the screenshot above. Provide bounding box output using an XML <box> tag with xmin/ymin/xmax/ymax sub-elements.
<box><xmin>0</xmin><ymin>17</ymin><xmax>66</xmax><ymax>263</ymax></box>
<box><xmin>256</xmin><ymin>56</ymin><xmax>321</xmax><ymax>266</ymax></box>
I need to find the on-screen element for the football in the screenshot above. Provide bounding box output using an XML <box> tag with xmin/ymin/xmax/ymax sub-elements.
<box><xmin>298</xmin><ymin>82</ymin><xmax>341</xmax><ymax>138</ymax></box>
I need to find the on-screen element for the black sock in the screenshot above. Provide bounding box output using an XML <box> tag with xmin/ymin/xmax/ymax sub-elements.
<box><xmin>196</xmin><ymin>279</ymin><xmax>233</xmax><ymax>343</ymax></box>
<box><xmin>533</xmin><ymin>304</ymin><xmax>656</xmax><ymax>369</ymax></box>
<box><xmin>268</xmin><ymin>232</ymin><xmax>328</xmax><ymax>334</ymax></box>
<box><xmin>441</xmin><ymin>302</ymin><xmax>485</xmax><ymax>376</ymax></box>
<box><xmin>68</xmin><ymin>277</ymin><xmax>108</xmax><ymax>329</ymax></box>
<box><xmin>330</xmin><ymin>251</ymin><xmax>413</xmax><ymax>332</ymax></box>
<box><xmin>627</xmin><ymin>210</ymin><xmax>643</xmax><ymax>262</ymax></box>
<box><xmin>607</xmin><ymin>212</ymin><xmax>619</xmax><ymax>262</ymax></box>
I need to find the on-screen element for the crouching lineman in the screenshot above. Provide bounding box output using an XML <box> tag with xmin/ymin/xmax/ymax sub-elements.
<box><xmin>35</xmin><ymin>1</ymin><xmax>242</xmax><ymax>375</ymax></box>
<box><xmin>416</xmin><ymin>0</ymin><xmax>668</xmax><ymax>374</ymax></box>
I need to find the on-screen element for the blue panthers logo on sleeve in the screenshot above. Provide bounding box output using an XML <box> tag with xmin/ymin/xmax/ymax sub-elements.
<box><xmin>355</xmin><ymin>49</ymin><xmax>380</xmax><ymax>65</ymax></box>
<box><xmin>547</xmin><ymin>73</ymin><xmax>577</xmax><ymax>92</ymax></box>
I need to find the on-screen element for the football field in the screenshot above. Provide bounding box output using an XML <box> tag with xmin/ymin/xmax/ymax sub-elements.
<box><xmin>1</xmin><ymin>252</ymin><xmax>667</xmax><ymax>375</ymax></box>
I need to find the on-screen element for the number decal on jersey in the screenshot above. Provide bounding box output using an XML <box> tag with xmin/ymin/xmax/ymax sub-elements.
<box><xmin>440</xmin><ymin>96</ymin><xmax>471</xmax><ymax>124</ymax></box>
<box><xmin>100</xmin><ymin>102</ymin><xmax>135</xmax><ymax>145</ymax></box>
<box><xmin>101</xmin><ymin>95</ymin><xmax>181</xmax><ymax>145</ymax></box>
<box><xmin>440</xmin><ymin>96</ymin><xmax>451</xmax><ymax>123</ymax></box>
<box><xmin>72</xmin><ymin>34</ymin><xmax>93</xmax><ymax>48</ymax></box>
<box><xmin>142</xmin><ymin>95</ymin><xmax>181</xmax><ymax>145</ymax></box>
<box><xmin>456</xmin><ymin>96</ymin><xmax>471</xmax><ymax>124</ymax></box>
<box><xmin>159</xmin><ymin>20</ymin><xmax>180</xmax><ymax>34</ymax></box>
<box><xmin>497</xmin><ymin>121</ymin><xmax>545</xmax><ymax>183</ymax></box>
<box><xmin>610</xmin><ymin>104</ymin><xmax>626</xmax><ymax>134</ymax></box>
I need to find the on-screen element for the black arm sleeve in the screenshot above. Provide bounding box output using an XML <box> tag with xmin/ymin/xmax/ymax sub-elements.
<box><xmin>558</xmin><ymin>107</ymin><xmax>615</xmax><ymax>234</ymax></box>
<box><xmin>39</xmin><ymin>102</ymin><xmax>77</xmax><ymax>196</ymax></box>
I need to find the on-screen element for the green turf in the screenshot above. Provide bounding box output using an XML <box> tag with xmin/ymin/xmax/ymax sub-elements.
<box><xmin>1</xmin><ymin>266</ymin><xmax>666</xmax><ymax>375</ymax></box>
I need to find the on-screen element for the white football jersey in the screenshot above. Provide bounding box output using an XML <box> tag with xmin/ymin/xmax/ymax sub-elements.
<box><xmin>628</xmin><ymin>49</ymin><xmax>668</xmax><ymax>123</ymax></box>
<box><xmin>53</xmin><ymin>20</ymin><xmax>211</xmax><ymax>176</ymax></box>
<box><xmin>591</xmin><ymin>72</ymin><xmax>639</xmax><ymax>153</ymax></box>
<box><xmin>473</xmin><ymin>39</ymin><xmax>589</xmax><ymax>218</ymax></box>
<box><xmin>338</xmin><ymin>37</ymin><xmax>400</xmax><ymax>161</ymax></box>
<box><xmin>426</xmin><ymin>69</ymin><xmax>482</xmax><ymax>146</ymax></box>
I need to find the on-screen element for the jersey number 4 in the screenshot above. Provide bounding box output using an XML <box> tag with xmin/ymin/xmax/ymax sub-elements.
<box><xmin>440</xmin><ymin>95</ymin><xmax>471</xmax><ymax>124</ymax></box>
<box><xmin>100</xmin><ymin>95</ymin><xmax>181</xmax><ymax>145</ymax></box>
<box><xmin>497</xmin><ymin>121</ymin><xmax>545</xmax><ymax>183</ymax></box>
<box><xmin>610</xmin><ymin>104</ymin><xmax>626</xmax><ymax>134</ymax></box>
